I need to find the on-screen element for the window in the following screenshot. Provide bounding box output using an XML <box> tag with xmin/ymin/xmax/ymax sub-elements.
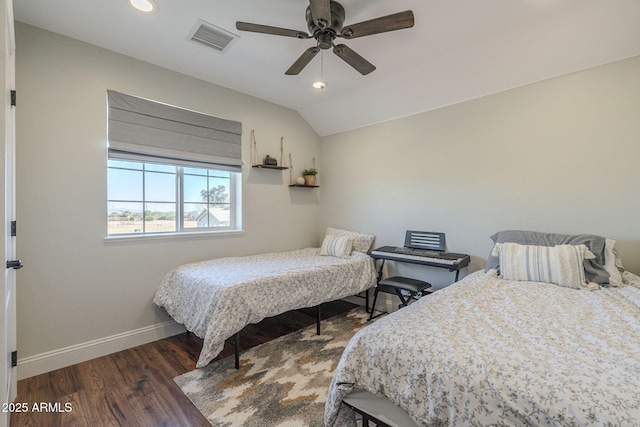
<box><xmin>106</xmin><ymin>90</ymin><xmax>243</xmax><ymax>237</ymax></box>
<box><xmin>107</xmin><ymin>159</ymin><xmax>239</xmax><ymax>236</ymax></box>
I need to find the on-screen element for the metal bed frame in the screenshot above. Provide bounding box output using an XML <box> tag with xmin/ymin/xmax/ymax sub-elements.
<box><xmin>230</xmin><ymin>304</ymin><xmax>322</xmax><ymax>369</ymax></box>
<box><xmin>230</xmin><ymin>289</ymin><xmax>370</xmax><ymax>369</ymax></box>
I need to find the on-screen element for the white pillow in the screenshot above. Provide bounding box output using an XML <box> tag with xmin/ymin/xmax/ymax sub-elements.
<box><xmin>325</xmin><ymin>227</ymin><xmax>375</xmax><ymax>253</ymax></box>
<box><xmin>319</xmin><ymin>235</ymin><xmax>353</xmax><ymax>258</ymax></box>
<box><xmin>494</xmin><ymin>242</ymin><xmax>593</xmax><ymax>289</ymax></box>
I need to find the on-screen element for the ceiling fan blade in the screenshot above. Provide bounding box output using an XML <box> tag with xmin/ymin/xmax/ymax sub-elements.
<box><xmin>339</xmin><ymin>10</ymin><xmax>414</xmax><ymax>39</ymax></box>
<box><xmin>285</xmin><ymin>47</ymin><xmax>321</xmax><ymax>75</ymax></box>
<box><xmin>236</xmin><ymin>22</ymin><xmax>310</xmax><ymax>39</ymax></box>
<box><xmin>309</xmin><ymin>0</ymin><xmax>332</xmax><ymax>28</ymax></box>
<box><xmin>333</xmin><ymin>44</ymin><xmax>376</xmax><ymax>75</ymax></box>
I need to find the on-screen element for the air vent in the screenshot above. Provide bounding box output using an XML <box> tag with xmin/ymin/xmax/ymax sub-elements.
<box><xmin>188</xmin><ymin>20</ymin><xmax>239</xmax><ymax>53</ymax></box>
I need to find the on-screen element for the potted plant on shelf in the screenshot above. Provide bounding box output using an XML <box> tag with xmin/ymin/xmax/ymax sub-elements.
<box><xmin>263</xmin><ymin>154</ymin><xmax>278</xmax><ymax>166</ymax></box>
<box><xmin>301</xmin><ymin>168</ymin><xmax>318</xmax><ymax>186</ymax></box>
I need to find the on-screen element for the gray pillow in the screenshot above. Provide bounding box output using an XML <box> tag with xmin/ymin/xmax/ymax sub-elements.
<box><xmin>484</xmin><ymin>230</ymin><xmax>610</xmax><ymax>284</ymax></box>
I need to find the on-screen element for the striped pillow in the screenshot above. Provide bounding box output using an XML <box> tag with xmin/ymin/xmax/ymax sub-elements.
<box><xmin>320</xmin><ymin>235</ymin><xmax>353</xmax><ymax>258</ymax></box>
<box><xmin>494</xmin><ymin>242</ymin><xmax>592</xmax><ymax>289</ymax></box>
<box><xmin>325</xmin><ymin>227</ymin><xmax>375</xmax><ymax>253</ymax></box>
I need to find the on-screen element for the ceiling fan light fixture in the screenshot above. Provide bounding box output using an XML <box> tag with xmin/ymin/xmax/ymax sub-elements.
<box><xmin>312</xmin><ymin>49</ymin><xmax>327</xmax><ymax>90</ymax></box>
<box><xmin>129</xmin><ymin>0</ymin><xmax>157</xmax><ymax>13</ymax></box>
<box><xmin>312</xmin><ymin>80</ymin><xmax>327</xmax><ymax>90</ymax></box>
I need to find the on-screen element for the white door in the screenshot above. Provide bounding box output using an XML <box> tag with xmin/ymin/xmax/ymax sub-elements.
<box><xmin>1</xmin><ymin>0</ymin><xmax>17</xmax><ymax>426</ymax></box>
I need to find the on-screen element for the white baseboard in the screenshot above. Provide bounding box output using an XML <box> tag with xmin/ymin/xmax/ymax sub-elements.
<box><xmin>342</xmin><ymin>294</ymin><xmax>397</xmax><ymax>316</ymax></box>
<box><xmin>341</xmin><ymin>294</ymin><xmax>367</xmax><ymax>307</ymax></box>
<box><xmin>17</xmin><ymin>321</ymin><xmax>186</xmax><ymax>380</ymax></box>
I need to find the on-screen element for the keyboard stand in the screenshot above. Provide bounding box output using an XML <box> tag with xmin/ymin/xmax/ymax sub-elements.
<box><xmin>368</xmin><ymin>246</ymin><xmax>470</xmax><ymax>320</ymax></box>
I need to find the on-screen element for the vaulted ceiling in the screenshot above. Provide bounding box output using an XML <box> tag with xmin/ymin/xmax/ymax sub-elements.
<box><xmin>13</xmin><ymin>0</ymin><xmax>640</xmax><ymax>136</ymax></box>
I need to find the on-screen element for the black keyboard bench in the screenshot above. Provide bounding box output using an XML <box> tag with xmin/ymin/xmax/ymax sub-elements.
<box><xmin>369</xmin><ymin>276</ymin><xmax>432</xmax><ymax>321</ymax></box>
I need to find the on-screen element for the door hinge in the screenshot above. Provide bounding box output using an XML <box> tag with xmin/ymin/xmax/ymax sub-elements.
<box><xmin>11</xmin><ymin>351</ymin><xmax>17</xmax><ymax>367</ymax></box>
<box><xmin>11</xmin><ymin>220</ymin><xmax>16</xmax><ymax>237</ymax></box>
<box><xmin>6</xmin><ymin>260</ymin><xmax>23</xmax><ymax>270</ymax></box>
<box><xmin>10</xmin><ymin>90</ymin><xmax>16</xmax><ymax>107</ymax></box>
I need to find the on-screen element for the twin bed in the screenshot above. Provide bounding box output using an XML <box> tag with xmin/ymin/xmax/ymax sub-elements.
<box><xmin>153</xmin><ymin>227</ymin><xmax>377</xmax><ymax>368</ymax></box>
<box><xmin>155</xmin><ymin>228</ymin><xmax>640</xmax><ymax>426</ymax></box>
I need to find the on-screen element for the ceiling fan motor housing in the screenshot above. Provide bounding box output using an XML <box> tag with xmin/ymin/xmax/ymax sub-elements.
<box><xmin>236</xmin><ymin>0</ymin><xmax>414</xmax><ymax>76</ymax></box>
<box><xmin>306</xmin><ymin>1</ymin><xmax>345</xmax><ymax>49</ymax></box>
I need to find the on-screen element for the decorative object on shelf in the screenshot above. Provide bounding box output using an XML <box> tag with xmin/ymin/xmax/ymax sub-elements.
<box><xmin>264</xmin><ymin>154</ymin><xmax>278</xmax><ymax>166</ymax></box>
<box><xmin>302</xmin><ymin>167</ymin><xmax>318</xmax><ymax>186</ymax></box>
<box><xmin>251</xmin><ymin>130</ymin><xmax>289</xmax><ymax>170</ymax></box>
<box><xmin>288</xmin><ymin>156</ymin><xmax>319</xmax><ymax>187</ymax></box>
<box><xmin>299</xmin><ymin>157</ymin><xmax>318</xmax><ymax>185</ymax></box>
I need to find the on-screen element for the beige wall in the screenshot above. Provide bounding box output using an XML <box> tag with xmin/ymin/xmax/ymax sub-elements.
<box><xmin>15</xmin><ymin>23</ymin><xmax>321</xmax><ymax>369</ymax></box>
<box><xmin>15</xmin><ymin>20</ymin><xmax>640</xmax><ymax>376</ymax></box>
<box><xmin>320</xmin><ymin>55</ymin><xmax>640</xmax><ymax>287</ymax></box>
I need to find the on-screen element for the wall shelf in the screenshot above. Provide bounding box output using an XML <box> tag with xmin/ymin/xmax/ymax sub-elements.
<box><xmin>289</xmin><ymin>184</ymin><xmax>319</xmax><ymax>188</ymax></box>
<box><xmin>252</xmin><ymin>164</ymin><xmax>289</xmax><ymax>170</ymax></box>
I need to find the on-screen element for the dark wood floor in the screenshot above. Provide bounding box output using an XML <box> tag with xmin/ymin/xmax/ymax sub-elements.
<box><xmin>10</xmin><ymin>300</ymin><xmax>358</xmax><ymax>427</ymax></box>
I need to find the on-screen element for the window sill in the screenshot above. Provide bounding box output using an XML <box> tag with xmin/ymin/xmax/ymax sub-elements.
<box><xmin>104</xmin><ymin>229</ymin><xmax>245</xmax><ymax>244</ymax></box>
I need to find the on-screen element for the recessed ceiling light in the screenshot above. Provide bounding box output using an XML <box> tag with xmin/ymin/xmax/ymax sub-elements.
<box><xmin>129</xmin><ymin>0</ymin><xmax>158</xmax><ymax>13</ymax></box>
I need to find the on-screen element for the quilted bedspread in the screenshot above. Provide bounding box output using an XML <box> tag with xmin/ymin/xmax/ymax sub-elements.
<box><xmin>153</xmin><ymin>248</ymin><xmax>377</xmax><ymax>368</ymax></box>
<box><xmin>325</xmin><ymin>270</ymin><xmax>640</xmax><ymax>426</ymax></box>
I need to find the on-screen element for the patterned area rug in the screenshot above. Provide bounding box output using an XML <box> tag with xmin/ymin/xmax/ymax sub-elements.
<box><xmin>174</xmin><ymin>307</ymin><xmax>371</xmax><ymax>427</ymax></box>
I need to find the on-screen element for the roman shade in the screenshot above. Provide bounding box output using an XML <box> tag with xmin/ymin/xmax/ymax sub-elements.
<box><xmin>107</xmin><ymin>90</ymin><xmax>243</xmax><ymax>171</ymax></box>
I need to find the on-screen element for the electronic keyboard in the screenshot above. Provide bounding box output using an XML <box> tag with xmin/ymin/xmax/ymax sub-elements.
<box><xmin>369</xmin><ymin>246</ymin><xmax>470</xmax><ymax>269</ymax></box>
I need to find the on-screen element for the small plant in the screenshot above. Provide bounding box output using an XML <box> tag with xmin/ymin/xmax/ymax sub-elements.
<box><xmin>263</xmin><ymin>154</ymin><xmax>277</xmax><ymax>166</ymax></box>
<box><xmin>302</xmin><ymin>168</ymin><xmax>318</xmax><ymax>176</ymax></box>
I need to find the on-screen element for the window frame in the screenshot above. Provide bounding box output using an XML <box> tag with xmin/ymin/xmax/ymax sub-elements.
<box><xmin>106</xmin><ymin>157</ymin><xmax>242</xmax><ymax>238</ymax></box>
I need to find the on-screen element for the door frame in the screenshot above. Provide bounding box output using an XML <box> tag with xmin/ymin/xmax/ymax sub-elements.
<box><xmin>1</xmin><ymin>0</ymin><xmax>17</xmax><ymax>425</ymax></box>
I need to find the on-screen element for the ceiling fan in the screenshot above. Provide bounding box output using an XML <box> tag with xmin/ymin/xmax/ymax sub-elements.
<box><xmin>236</xmin><ymin>0</ymin><xmax>414</xmax><ymax>76</ymax></box>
